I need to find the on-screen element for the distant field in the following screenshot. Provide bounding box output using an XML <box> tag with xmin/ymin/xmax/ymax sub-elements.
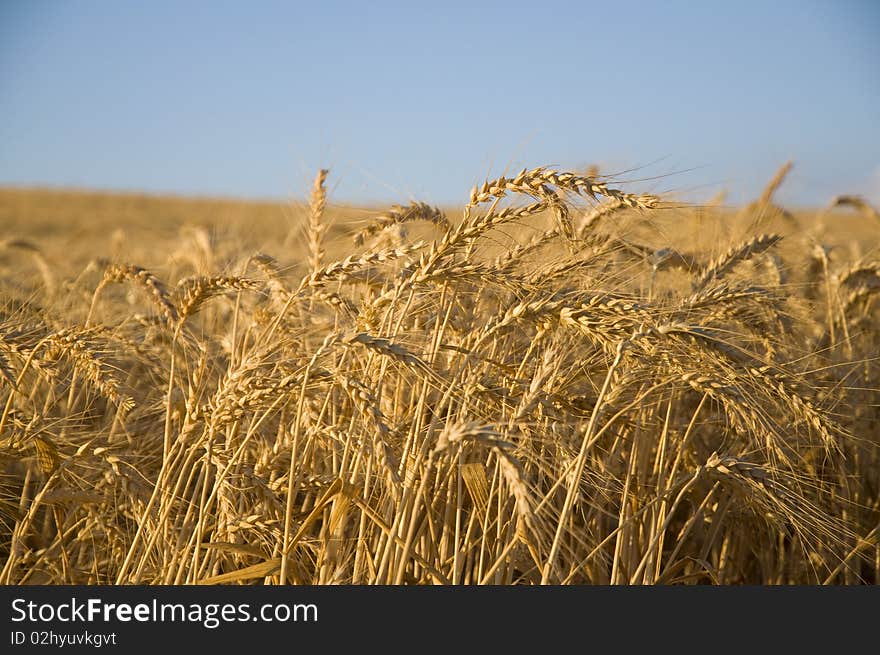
<box><xmin>0</xmin><ymin>166</ymin><xmax>878</xmax><ymax>584</ymax></box>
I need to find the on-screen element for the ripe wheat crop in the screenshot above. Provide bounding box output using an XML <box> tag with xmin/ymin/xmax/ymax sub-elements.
<box><xmin>0</xmin><ymin>163</ymin><xmax>878</xmax><ymax>585</ymax></box>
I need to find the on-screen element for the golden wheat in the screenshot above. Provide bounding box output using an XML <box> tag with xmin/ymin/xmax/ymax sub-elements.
<box><xmin>0</xmin><ymin>163</ymin><xmax>877</xmax><ymax>586</ymax></box>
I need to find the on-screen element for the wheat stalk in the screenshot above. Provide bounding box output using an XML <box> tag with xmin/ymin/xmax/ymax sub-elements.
<box><xmin>308</xmin><ymin>169</ymin><xmax>329</xmax><ymax>273</ymax></box>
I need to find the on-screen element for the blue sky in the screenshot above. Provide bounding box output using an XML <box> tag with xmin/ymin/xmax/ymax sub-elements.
<box><xmin>1</xmin><ymin>1</ymin><xmax>878</xmax><ymax>206</ymax></box>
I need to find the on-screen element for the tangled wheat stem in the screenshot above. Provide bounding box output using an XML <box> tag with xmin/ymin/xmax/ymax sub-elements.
<box><xmin>279</xmin><ymin>333</ymin><xmax>340</xmax><ymax>584</ymax></box>
<box><xmin>627</xmin><ymin>468</ymin><xmax>706</xmax><ymax>584</ymax></box>
<box><xmin>541</xmin><ymin>339</ymin><xmax>626</xmax><ymax>584</ymax></box>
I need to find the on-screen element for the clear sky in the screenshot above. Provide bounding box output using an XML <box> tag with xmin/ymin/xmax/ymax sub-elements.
<box><xmin>1</xmin><ymin>1</ymin><xmax>878</xmax><ymax>206</ymax></box>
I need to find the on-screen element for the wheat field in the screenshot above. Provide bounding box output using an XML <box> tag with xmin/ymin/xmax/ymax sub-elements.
<box><xmin>0</xmin><ymin>164</ymin><xmax>878</xmax><ymax>585</ymax></box>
